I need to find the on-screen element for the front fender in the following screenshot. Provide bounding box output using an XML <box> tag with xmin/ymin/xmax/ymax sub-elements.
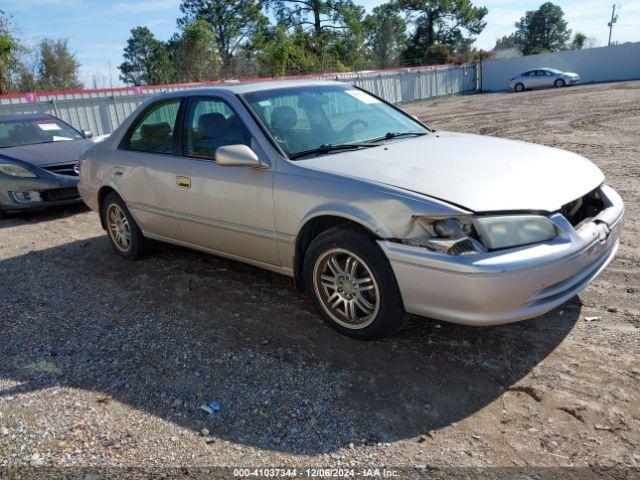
<box><xmin>299</xmin><ymin>203</ymin><xmax>389</xmax><ymax>238</ymax></box>
<box><xmin>274</xmin><ymin>165</ymin><xmax>471</xmax><ymax>270</ymax></box>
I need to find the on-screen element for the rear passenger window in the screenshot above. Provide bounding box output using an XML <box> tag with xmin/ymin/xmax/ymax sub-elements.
<box><xmin>124</xmin><ymin>100</ymin><xmax>180</xmax><ymax>154</ymax></box>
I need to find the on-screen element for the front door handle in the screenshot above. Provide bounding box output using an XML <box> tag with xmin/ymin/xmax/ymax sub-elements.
<box><xmin>176</xmin><ymin>176</ymin><xmax>191</xmax><ymax>188</ymax></box>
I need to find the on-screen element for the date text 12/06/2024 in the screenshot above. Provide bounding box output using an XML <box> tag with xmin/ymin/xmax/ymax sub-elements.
<box><xmin>232</xmin><ymin>468</ymin><xmax>399</xmax><ymax>477</ymax></box>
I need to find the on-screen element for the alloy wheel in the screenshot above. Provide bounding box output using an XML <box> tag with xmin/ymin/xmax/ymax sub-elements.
<box><xmin>106</xmin><ymin>204</ymin><xmax>132</xmax><ymax>252</ymax></box>
<box><xmin>312</xmin><ymin>248</ymin><xmax>380</xmax><ymax>329</ymax></box>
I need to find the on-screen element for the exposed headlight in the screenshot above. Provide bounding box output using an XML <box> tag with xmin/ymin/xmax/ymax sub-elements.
<box><xmin>0</xmin><ymin>163</ymin><xmax>37</xmax><ymax>178</ymax></box>
<box><xmin>472</xmin><ymin>215</ymin><xmax>556</xmax><ymax>250</ymax></box>
<box><xmin>403</xmin><ymin>214</ymin><xmax>557</xmax><ymax>254</ymax></box>
<box><xmin>404</xmin><ymin>216</ymin><xmax>485</xmax><ymax>255</ymax></box>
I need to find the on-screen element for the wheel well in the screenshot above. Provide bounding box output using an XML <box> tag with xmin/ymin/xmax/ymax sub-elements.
<box><xmin>97</xmin><ymin>186</ymin><xmax>116</xmax><ymax>230</ymax></box>
<box><xmin>293</xmin><ymin>216</ymin><xmax>378</xmax><ymax>292</ymax></box>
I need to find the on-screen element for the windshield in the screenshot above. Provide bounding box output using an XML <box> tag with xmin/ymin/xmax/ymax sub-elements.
<box><xmin>0</xmin><ymin>117</ymin><xmax>84</xmax><ymax>148</ymax></box>
<box><xmin>242</xmin><ymin>85</ymin><xmax>428</xmax><ymax>158</ymax></box>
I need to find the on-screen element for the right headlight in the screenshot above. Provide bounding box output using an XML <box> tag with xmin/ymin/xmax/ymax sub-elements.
<box><xmin>0</xmin><ymin>163</ymin><xmax>38</xmax><ymax>178</ymax></box>
<box><xmin>472</xmin><ymin>215</ymin><xmax>556</xmax><ymax>250</ymax></box>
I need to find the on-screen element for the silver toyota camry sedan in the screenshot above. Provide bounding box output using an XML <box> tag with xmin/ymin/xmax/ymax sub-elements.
<box><xmin>78</xmin><ymin>80</ymin><xmax>624</xmax><ymax>340</ymax></box>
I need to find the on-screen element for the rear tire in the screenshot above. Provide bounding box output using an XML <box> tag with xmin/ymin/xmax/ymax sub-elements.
<box><xmin>303</xmin><ymin>227</ymin><xmax>406</xmax><ymax>340</ymax></box>
<box><xmin>515</xmin><ymin>83</ymin><xmax>525</xmax><ymax>92</ymax></box>
<box><xmin>102</xmin><ymin>192</ymin><xmax>148</xmax><ymax>259</ymax></box>
<box><xmin>554</xmin><ymin>79</ymin><xmax>565</xmax><ymax>88</ymax></box>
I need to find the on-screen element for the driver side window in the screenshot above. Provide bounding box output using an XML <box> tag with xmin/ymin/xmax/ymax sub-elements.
<box><xmin>183</xmin><ymin>98</ymin><xmax>251</xmax><ymax>160</ymax></box>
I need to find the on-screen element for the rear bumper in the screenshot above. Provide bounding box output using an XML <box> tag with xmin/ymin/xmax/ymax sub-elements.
<box><xmin>379</xmin><ymin>185</ymin><xmax>624</xmax><ymax>326</ymax></box>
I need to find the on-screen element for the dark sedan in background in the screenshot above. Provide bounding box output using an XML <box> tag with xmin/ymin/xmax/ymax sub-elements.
<box><xmin>0</xmin><ymin>113</ymin><xmax>93</xmax><ymax>217</ymax></box>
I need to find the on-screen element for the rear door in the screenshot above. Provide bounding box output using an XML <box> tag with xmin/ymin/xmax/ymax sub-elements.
<box><xmin>528</xmin><ymin>70</ymin><xmax>546</xmax><ymax>88</ymax></box>
<box><xmin>520</xmin><ymin>71</ymin><xmax>534</xmax><ymax>88</ymax></box>
<box><xmin>109</xmin><ymin>98</ymin><xmax>182</xmax><ymax>240</ymax></box>
<box><xmin>172</xmin><ymin>95</ymin><xmax>279</xmax><ymax>266</ymax></box>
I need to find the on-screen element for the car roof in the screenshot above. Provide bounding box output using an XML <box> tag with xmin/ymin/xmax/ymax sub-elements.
<box><xmin>0</xmin><ymin>113</ymin><xmax>55</xmax><ymax>122</ymax></box>
<box><xmin>150</xmin><ymin>79</ymin><xmax>346</xmax><ymax>100</ymax></box>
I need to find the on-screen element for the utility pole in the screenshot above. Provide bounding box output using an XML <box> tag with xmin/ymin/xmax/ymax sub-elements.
<box><xmin>608</xmin><ymin>4</ymin><xmax>618</xmax><ymax>46</ymax></box>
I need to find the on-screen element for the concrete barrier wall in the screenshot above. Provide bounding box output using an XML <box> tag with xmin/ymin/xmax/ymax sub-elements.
<box><xmin>482</xmin><ymin>42</ymin><xmax>640</xmax><ymax>92</ymax></box>
<box><xmin>0</xmin><ymin>64</ymin><xmax>477</xmax><ymax>136</ymax></box>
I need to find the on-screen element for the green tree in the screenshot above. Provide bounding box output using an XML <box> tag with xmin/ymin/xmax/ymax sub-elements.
<box><xmin>514</xmin><ymin>2</ymin><xmax>570</xmax><ymax>55</ymax></box>
<box><xmin>179</xmin><ymin>0</ymin><xmax>268</xmax><ymax>76</ymax></box>
<box><xmin>364</xmin><ymin>3</ymin><xmax>407</xmax><ymax>68</ymax></box>
<box><xmin>169</xmin><ymin>19</ymin><xmax>219</xmax><ymax>82</ymax></box>
<box><xmin>494</xmin><ymin>33</ymin><xmax>517</xmax><ymax>50</ymax></box>
<box><xmin>119</xmin><ymin>27</ymin><xmax>174</xmax><ymax>85</ymax></box>
<box><xmin>0</xmin><ymin>9</ymin><xmax>21</xmax><ymax>94</ymax></box>
<box><xmin>396</xmin><ymin>0</ymin><xmax>488</xmax><ymax>66</ymax></box>
<box><xmin>37</xmin><ymin>38</ymin><xmax>82</xmax><ymax>90</ymax></box>
<box><xmin>267</xmin><ymin>0</ymin><xmax>356</xmax><ymax>38</ymax></box>
<box><xmin>254</xmin><ymin>24</ymin><xmax>316</xmax><ymax>76</ymax></box>
<box><xmin>424</xmin><ymin>43</ymin><xmax>453</xmax><ymax>64</ymax></box>
<box><xmin>328</xmin><ymin>0</ymin><xmax>367</xmax><ymax>70</ymax></box>
<box><xmin>266</xmin><ymin>0</ymin><xmax>367</xmax><ymax>70</ymax></box>
<box><xmin>570</xmin><ymin>31</ymin><xmax>587</xmax><ymax>50</ymax></box>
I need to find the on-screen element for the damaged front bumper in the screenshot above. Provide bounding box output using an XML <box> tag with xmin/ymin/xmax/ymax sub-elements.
<box><xmin>379</xmin><ymin>185</ymin><xmax>624</xmax><ymax>326</ymax></box>
<box><xmin>0</xmin><ymin>170</ymin><xmax>81</xmax><ymax>214</ymax></box>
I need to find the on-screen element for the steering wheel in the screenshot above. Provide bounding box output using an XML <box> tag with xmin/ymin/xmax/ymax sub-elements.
<box><xmin>340</xmin><ymin>119</ymin><xmax>368</xmax><ymax>138</ymax></box>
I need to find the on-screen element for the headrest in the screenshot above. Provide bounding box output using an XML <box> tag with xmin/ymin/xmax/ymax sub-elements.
<box><xmin>198</xmin><ymin>113</ymin><xmax>228</xmax><ymax>139</ymax></box>
<box><xmin>270</xmin><ymin>107</ymin><xmax>297</xmax><ymax>130</ymax></box>
<box><xmin>297</xmin><ymin>94</ymin><xmax>328</xmax><ymax>108</ymax></box>
<box><xmin>140</xmin><ymin>122</ymin><xmax>171</xmax><ymax>140</ymax></box>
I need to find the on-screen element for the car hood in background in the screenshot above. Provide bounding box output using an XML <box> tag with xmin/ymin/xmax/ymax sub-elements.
<box><xmin>298</xmin><ymin>131</ymin><xmax>604</xmax><ymax>212</ymax></box>
<box><xmin>0</xmin><ymin>138</ymin><xmax>93</xmax><ymax>167</ymax></box>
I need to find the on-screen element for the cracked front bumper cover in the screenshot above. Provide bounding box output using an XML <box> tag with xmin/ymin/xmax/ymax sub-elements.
<box><xmin>379</xmin><ymin>185</ymin><xmax>624</xmax><ymax>326</ymax></box>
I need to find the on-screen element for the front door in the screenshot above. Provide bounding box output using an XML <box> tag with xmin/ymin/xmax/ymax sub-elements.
<box><xmin>172</xmin><ymin>96</ymin><xmax>279</xmax><ymax>266</ymax></box>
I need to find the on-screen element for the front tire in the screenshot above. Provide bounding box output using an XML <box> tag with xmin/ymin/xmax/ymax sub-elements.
<box><xmin>102</xmin><ymin>192</ymin><xmax>147</xmax><ymax>259</ymax></box>
<box><xmin>554</xmin><ymin>78</ymin><xmax>565</xmax><ymax>88</ymax></box>
<box><xmin>303</xmin><ymin>228</ymin><xmax>406</xmax><ymax>340</ymax></box>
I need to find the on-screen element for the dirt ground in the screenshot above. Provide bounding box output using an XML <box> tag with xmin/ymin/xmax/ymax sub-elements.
<box><xmin>0</xmin><ymin>81</ymin><xmax>638</xmax><ymax>477</ymax></box>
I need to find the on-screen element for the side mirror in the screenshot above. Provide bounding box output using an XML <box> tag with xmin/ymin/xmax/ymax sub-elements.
<box><xmin>82</xmin><ymin>129</ymin><xmax>94</xmax><ymax>138</ymax></box>
<box><xmin>215</xmin><ymin>144</ymin><xmax>266</xmax><ymax>168</ymax></box>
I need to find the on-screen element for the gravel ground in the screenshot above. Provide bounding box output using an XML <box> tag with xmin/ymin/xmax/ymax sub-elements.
<box><xmin>0</xmin><ymin>81</ymin><xmax>638</xmax><ymax>477</ymax></box>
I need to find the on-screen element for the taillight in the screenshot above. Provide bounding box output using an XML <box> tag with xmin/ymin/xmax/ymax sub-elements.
<box><xmin>510</xmin><ymin>77</ymin><xmax>516</xmax><ymax>81</ymax></box>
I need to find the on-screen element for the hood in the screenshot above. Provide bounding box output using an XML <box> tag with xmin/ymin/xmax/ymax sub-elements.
<box><xmin>298</xmin><ymin>132</ymin><xmax>604</xmax><ymax>212</ymax></box>
<box><xmin>0</xmin><ymin>138</ymin><xmax>93</xmax><ymax>167</ymax></box>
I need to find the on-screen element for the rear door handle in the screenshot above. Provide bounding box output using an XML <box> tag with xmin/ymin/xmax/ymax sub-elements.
<box><xmin>176</xmin><ymin>176</ymin><xmax>191</xmax><ymax>188</ymax></box>
<box><xmin>112</xmin><ymin>166</ymin><xmax>124</xmax><ymax>176</ymax></box>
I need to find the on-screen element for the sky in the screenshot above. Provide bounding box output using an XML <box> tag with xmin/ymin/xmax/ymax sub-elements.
<box><xmin>3</xmin><ymin>0</ymin><xmax>640</xmax><ymax>88</ymax></box>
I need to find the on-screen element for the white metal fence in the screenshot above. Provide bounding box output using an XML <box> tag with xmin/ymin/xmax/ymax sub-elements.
<box><xmin>481</xmin><ymin>41</ymin><xmax>640</xmax><ymax>92</ymax></box>
<box><xmin>0</xmin><ymin>64</ymin><xmax>477</xmax><ymax>136</ymax></box>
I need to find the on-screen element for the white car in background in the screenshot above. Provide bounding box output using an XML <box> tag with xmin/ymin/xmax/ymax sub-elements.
<box><xmin>509</xmin><ymin>68</ymin><xmax>581</xmax><ymax>92</ymax></box>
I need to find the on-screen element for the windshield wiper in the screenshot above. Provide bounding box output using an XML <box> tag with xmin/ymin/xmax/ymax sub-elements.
<box><xmin>289</xmin><ymin>142</ymin><xmax>382</xmax><ymax>160</ymax></box>
<box><xmin>366</xmin><ymin>131</ymin><xmax>429</xmax><ymax>143</ymax></box>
